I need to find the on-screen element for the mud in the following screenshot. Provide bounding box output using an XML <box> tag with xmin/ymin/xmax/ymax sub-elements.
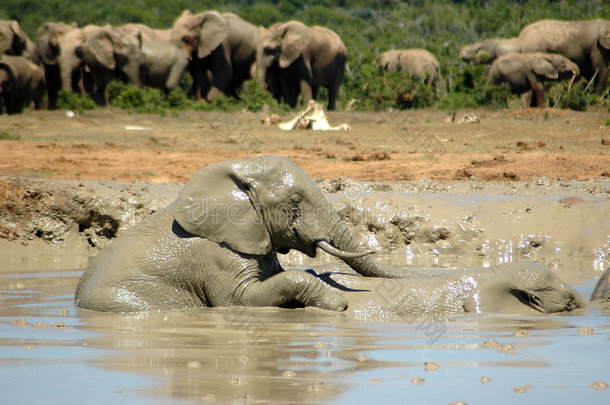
<box><xmin>1</xmin><ymin>175</ymin><xmax>609</xmax><ymax>403</ymax></box>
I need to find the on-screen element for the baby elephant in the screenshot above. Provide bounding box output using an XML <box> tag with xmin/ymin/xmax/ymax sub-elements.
<box><xmin>489</xmin><ymin>52</ymin><xmax>579</xmax><ymax>107</ymax></box>
<box><xmin>376</xmin><ymin>48</ymin><xmax>442</xmax><ymax>92</ymax></box>
<box><xmin>0</xmin><ymin>55</ymin><xmax>45</xmax><ymax>114</ymax></box>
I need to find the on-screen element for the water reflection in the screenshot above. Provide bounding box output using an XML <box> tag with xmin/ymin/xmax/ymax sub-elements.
<box><xmin>1</xmin><ymin>255</ymin><xmax>609</xmax><ymax>404</ymax></box>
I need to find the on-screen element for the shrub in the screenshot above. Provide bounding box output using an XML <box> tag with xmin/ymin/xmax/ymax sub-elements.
<box><xmin>548</xmin><ymin>78</ymin><xmax>598</xmax><ymax>111</ymax></box>
<box><xmin>57</xmin><ymin>89</ymin><xmax>96</xmax><ymax>112</ymax></box>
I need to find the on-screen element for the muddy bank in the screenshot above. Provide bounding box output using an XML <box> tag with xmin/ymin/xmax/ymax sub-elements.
<box><xmin>1</xmin><ymin>175</ymin><xmax>608</xmax><ymax>273</ymax></box>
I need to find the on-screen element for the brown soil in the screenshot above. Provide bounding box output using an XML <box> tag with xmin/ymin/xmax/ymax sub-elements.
<box><xmin>0</xmin><ymin>107</ymin><xmax>608</xmax><ymax>183</ymax></box>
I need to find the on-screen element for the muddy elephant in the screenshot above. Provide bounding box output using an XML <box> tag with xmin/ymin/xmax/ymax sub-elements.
<box><xmin>35</xmin><ymin>22</ymin><xmax>94</xmax><ymax>109</ymax></box>
<box><xmin>257</xmin><ymin>21</ymin><xmax>347</xmax><ymax>110</ymax></box>
<box><xmin>75</xmin><ymin>156</ymin><xmax>590</xmax><ymax>316</ymax></box>
<box><xmin>518</xmin><ymin>19</ymin><xmax>610</xmax><ymax>94</ymax></box>
<box><xmin>459</xmin><ymin>37</ymin><xmax>520</xmax><ymax>64</ymax></box>
<box><xmin>171</xmin><ymin>10</ymin><xmax>261</xmax><ymax>101</ymax></box>
<box><xmin>139</xmin><ymin>40</ymin><xmax>189</xmax><ymax>92</ymax></box>
<box><xmin>0</xmin><ymin>55</ymin><xmax>45</xmax><ymax>114</ymax></box>
<box><xmin>489</xmin><ymin>52</ymin><xmax>580</xmax><ymax>107</ymax></box>
<box><xmin>375</xmin><ymin>49</ymin><xmax>442</xmax><ymax>92</ymax></box>
<box><xmin>0</xmin><ymin>20</ymin><xmax>30</xmax><ymax>56</ymax></box>
<box><xmin>80</xmin><ymin>25</ymin><xmax>142</xmax><ymax>105</ymax></box>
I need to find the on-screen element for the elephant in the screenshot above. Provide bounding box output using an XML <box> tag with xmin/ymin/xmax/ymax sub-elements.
<box><xmin>74</xmin><ymin>156</ymin><xmax>592</xmax><ymax>317</ymax></box>
<box><xmin>489</xmin><ymin>52</ymin><xmax>580</xmax><ymax>107</ymax></box>
<box><xmin>375</xmin><ymin>49</ymin><xmax>442</xmax><ymax>92</ymax></box>
<box><xmin>459</xmin><ymin>37</ymin><xmax>521</xmax><ymax>64</ymax></box>
<box><xmin>35</xmin><ymin>22</ymin><xmax>92</xmax><ymax>109</ymax></box>
<box><xmin>170</xmin><ymin>10</ymin><xmax>261</xmax><ymax>101</ymax></box>
<box><xmin>139</xmin><ymin>40</ymin><xmax>189</xmax><ymax>92</ymax></box>
<box><xmin>0</xmin><ymin>55</ymin><xmax>45</xmax><ymax>114</ymax></box>
<box><xmin>120</xmin><ymin>23</ymin><xmax>171</xmax><ymax>42</ymax></box>
<box><xmin>80</xmin><ymin>25</ymin><xmax>142</xmax><ymax>105</ymax></box>
<box><xmin>75</xmin><ymin>156</ymin><xmax>417</xmax><ymax>312</ymax></box>
<box><xmin>256</xmin><ymin>21</ymin><xmax>347</xmax><ymax>110</ymax></box>
<box><xmin>0</xmin><ymin>20</ymin><xmax>30</xmax><ymax>56</ymax></box>
<box><xmin>518</xmin><ymin>19</ymin><xmax>610</xmax><ymax>94</ymax></box>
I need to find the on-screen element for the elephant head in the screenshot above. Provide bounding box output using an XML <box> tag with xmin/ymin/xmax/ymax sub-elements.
<box><xmin>81</xmin><ymin>26</ymin><xmax>142</xmax><ymax>89</ymax></box>
<box><xmin>171</xmin><ymin>10</ymin><xmax>229</xmax><ymax>59</ymax></box>
<box><xmin>530</xmin><ymin>53</ymin><xmax>580</xmax><ymax>88</ymax></box>
<box><xmin>459</xmin><ymin>38</ymin><xmax>520</xmax><ymax>64</ymax></box>
<box><xmin>0</xmin><ymin>20</ymin><xmax>28</xmax><ymax>56</ymax></box>
<box><xmin>35</xmin><ymin>22</ymin><xmax>77</xmax><ymax>66</ymax></box>
<box><xmin>257</xmin><ymin>21</ymin><xmax>312</xmax><ymax>82</ymax></box>
<box><xmin>174</xmin><ymin>156</ymin><xmax>404</xmax><ymax>278</ymax></box>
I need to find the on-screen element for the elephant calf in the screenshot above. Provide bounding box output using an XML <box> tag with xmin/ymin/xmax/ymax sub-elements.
<box><xmin>489</xmin><ymin>52</ymin><xmax>579</xmax><ymax>108</ymax></box>
<box><xmin>375</xmin><ymin>48</ymin><xmax>442</xmax><ymax>92</ymax></box>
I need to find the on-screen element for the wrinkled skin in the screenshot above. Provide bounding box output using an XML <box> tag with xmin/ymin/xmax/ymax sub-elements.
<box><xmin>518</xmin><ymin>19</ymin><xmax>610</xmax><ymax>94</ymax></box>
<box><xmin>489</xmin><ymin>52</ymin><xmax>580</xmax><ymax>107</ymax></box>
<box><xmin>590</xmin><ymin>267</ymin><xmax>610</xmax><ymax>310</ymax></box>
<box><xmin>459</xmin><ymin>38</ymin><xmax>520</xmax><ymax>64</ymax></box>
<box><xmin>375</xmin><ymin>49</ymin><xmax>442</xmax><ymax>93</ymax></box>
<box><xmin>171</xmin><ymin>10</ymin><xmax>261</xmax><ymax>101</ymax></box>
<box><xmin>310</xmin><ymin>261</ymin><xmax>584</xmax><ymax>320</ymax></box>
<box><xmin>75</xmin><ymin>156</ymin><xmax>591</xmax><ymax>317</ymax></box>
<box><xmin>0</xmin><ymin>20</ymin><xmax>29</xmax><ymax>56</ymax></box>
<box><xmin>139</xmin><ymin>40</ymin><xmax>188</xmax><ymax>92</ymax></box>
<box><xmin>35</xmin><ymin>22</ymin><xmax>92</xmax><ymax>109</ymax></box>
<box><xmin>257</xmin><ymin>21</ymin><xmax>347</xmax><ymax>110</ymax></box>
<box><xmin>75</xmin><ymin>156</ymin><xmax>416</xmax><ymax>312</ymax></box>
<box><xmin>0</xmin><ymin>55</ymin><xmax>45</xmax><ymax>114</ymax></box>
<box><xmin>80</xmin><ymin>25</ymin><xmax>142</xmax><ymax>105</ymax></box>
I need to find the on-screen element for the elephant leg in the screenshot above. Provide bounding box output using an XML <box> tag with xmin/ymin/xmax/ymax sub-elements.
<box><xmin>327</xmin><ymin>64</ymin><xmax>345</xmax><ymax>111</ymax></box>
<box><xmin>520</xmin><ymin>90</ymin><xmax>533</xmax><ymax>108</ymax></box>
<box><xmin>527</xmin><ymin>75</ymin><xmax>546</xmax><ymax>107</ymax></box>
<box><xmin>238</xmin><ymin>270</ymin><xmax>348</xmax><ymax>311</ymax></box>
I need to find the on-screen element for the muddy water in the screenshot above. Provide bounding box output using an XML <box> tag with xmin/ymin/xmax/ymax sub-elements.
<box><xmin>1</xmin><ymin>251</ymin><xmax>609</xmax><ymax>404</ymax></box>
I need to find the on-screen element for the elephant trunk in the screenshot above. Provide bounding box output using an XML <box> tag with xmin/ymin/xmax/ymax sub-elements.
<box><xmin>322</xmin><ymin>210</ymin><xmax>420</xmax><ymax>279</ymax></box>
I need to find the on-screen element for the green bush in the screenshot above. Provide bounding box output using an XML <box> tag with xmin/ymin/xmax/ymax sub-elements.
<box><xmin>57</xmin><ymin>89</ymin><xmax>96</xmax><ymax>112</ymax></box>
<box><xmin>548</xmin><ymin>78</ymin><xmax>599</xmax><ymax>111</ymax></box>
<box><xmin>0</xmin><ymin>129</ymin><xmax>20</xmax><ymax>140</ymax></box>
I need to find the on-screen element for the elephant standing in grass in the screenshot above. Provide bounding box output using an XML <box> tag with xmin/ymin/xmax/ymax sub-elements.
<box><xmin>80</xmin><ymin>25</ymin><xmax>142</xmax><ymax>105</ymax></box>
<box><xmin>170</xmin><ymin>11</ymin><xmax>261</xmax><ymax>101</ymax></box>
<box><xmin>257</xmin><ymin>21</ymin><xmax>347</xmax><ymax>110</ymax></box>
<box><xmin>518</xmin><ymin>19</ymin><xmax>610</xmax><ymax>94</ymax></box>
<box><xmin>489</xmin><ymin>52</ymin><xmax>579</xmax><ymax>107</ymax></box>
<box><xmin>139</xmin><ymin>40</ymin><xmax>189</xmax><ymax>93</ymax></box>
<box><xmin>375</xmin><ymin>49</ymin><xmax>442</xmax><ymax>92</ymax></box>
<box><xmin>459</xmin><ymin>38</ymin><xmax>520</xmax><ymax>64</ymax></box>
<box><xmin>0</xmin><ymin>55</ymin><xmax>45</xmax><ymax>114</ymax></box>
<box><xmin>75</xmin><ymin>156</ymin><xmax>589</xmax><ymax>317</ymax></box>
<box><xmin>35</xmin><ymin>22</ymin><xmax>93</xmax><ymax>109</ymax></box>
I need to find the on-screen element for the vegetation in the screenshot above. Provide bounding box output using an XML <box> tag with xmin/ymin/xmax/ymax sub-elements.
<box><xmin>0</xmin><ymin>129</ymin><xmax>20</xmax><ymax>140</ymax></box>
<box><xmin>2</xmin><ymin>0</ymin><xmax>609</xmax><ymax>112</ymax></box>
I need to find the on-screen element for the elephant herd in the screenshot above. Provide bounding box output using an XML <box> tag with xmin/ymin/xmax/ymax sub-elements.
<box><xmin>0</xmin><ymin>15</ymin><xmax>609</xmax><ymax>114</ymax></box>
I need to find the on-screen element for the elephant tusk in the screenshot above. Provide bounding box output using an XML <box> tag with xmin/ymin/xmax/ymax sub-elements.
<box><xmin>317</xmin><ymin>240</ymin><xmax>375</xmax><ymax>259</ymax></box>
<box><xmin>567</xmin><ymin>71</ymin><xmax>576</xmax><ymax>92</ymax></box>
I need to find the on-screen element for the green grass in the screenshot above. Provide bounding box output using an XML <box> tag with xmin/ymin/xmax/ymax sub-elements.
<box><xmin>0</xmin><ymin>130</ymin><xmax>21</xmax><ymax>140</ymax></box>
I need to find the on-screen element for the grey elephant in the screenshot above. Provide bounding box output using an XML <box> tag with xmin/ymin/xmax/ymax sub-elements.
<box><xmin>80</xmin><ymin>25</ymin><xmax>142</xmax><ymax>105</ymax></box>
<box><xmin>35</xmin><ymin>22</ymin><xmax>93</xmax><ymax>109</ymax></box>
<box><xmin>375</xmin><ymin>49</ymin><xmax>442</xmax><ymax>92</ymax></box>
<box><xmin>171</xmin><ymin>10</ymin><xmax>261</xmax><ymax>101</ymax></box>
<box><xmin>489</xmin><ymin>52</ymin><xmax>580</xmax><ymax>107</ymax></box>
<box><xmin>0</xmin><ymin>55</ymin><xmax>45</xmax><ymax>114</ymax></box>
<box><xmin>75</xmin><ymin>156</ymin><xmax>590</xmax><ymax>317</ymax></box>
<box><xmin>459</xmin><ymin>38</ymin><xmax>521</xmax><ymax>64</ymax></box>
<box><xmin>518</xmin><ymin>19</ymin><xmax>610</xmax><ymax>94</ymax></box>
<box><xmin>0</xmin><ymin>20</ymin><xmax>30</xmax><ymax>56</ymax></box>
<box><xmin>257</xmin><ymin>21</ymin><xmax>347</xmax><ymax>110</ymax></box>
<box><xmin>139</xmin><ymin>39</ymin><xmax>189</xmax><ymax>92</ymax></box>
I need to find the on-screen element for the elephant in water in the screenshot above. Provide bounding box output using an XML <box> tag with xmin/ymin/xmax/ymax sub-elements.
<box><xmin>75</xmin><ymin>156</ymin><xmax>596</xmax><ymax>317</ymax></box>
<box><xmin>489</xmin><ymin>52</ymin><xmax>579</xmax><ymax>107</ymax></box>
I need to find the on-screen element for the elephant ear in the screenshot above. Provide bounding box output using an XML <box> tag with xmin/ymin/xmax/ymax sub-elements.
<box><xmin>599</xmin><ymin>29</ymin><xmax>610</xmax><ymax>50</ymax></box>
<box><xmin>174</xmin><ymin>160</ymin><xmax>272</xmax><ymax>255</ymax></box>
<box><xmin>84</xmin><ymin>29</ymin><xmax>116</xmax><ymax>70</ymax></box>
<box><xmin>196</xmin><ymin>11</ymin><xmax>230</xmax><ymax>58</ymax></box>
<box><xmin>531</xmin><ymin>56</ymin><xmax>558</xmax><ymax>79</ymax></box>
<box><xmin>279</xmin><ymin>22</ymin><xmax>312</xmax><ymax>68</ymax></box>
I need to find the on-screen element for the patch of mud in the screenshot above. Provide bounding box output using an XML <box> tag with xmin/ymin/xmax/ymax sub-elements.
<box><xmin>1</xmin><ymin>175</ymin><xmax>608</xmax><ymax>273</ymax></box>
